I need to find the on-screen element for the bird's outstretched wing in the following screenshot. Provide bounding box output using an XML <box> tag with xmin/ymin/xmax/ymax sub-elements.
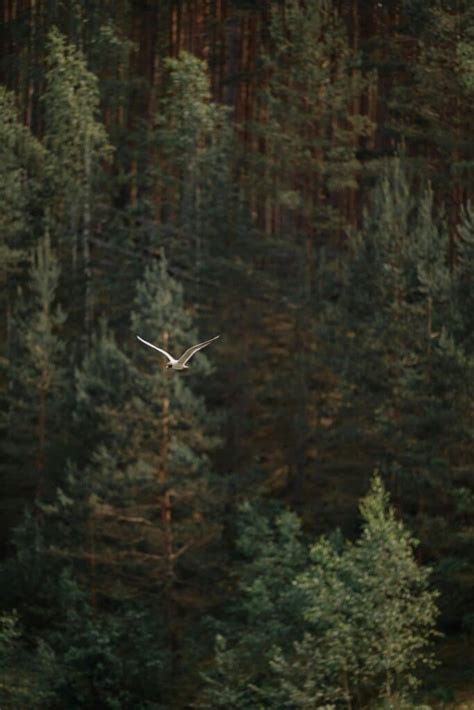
<box><xmin>136</xmin><ymin>336</ymin><xmax>175</xmax><ymax>364</ymax></box>
<box><xmin>177</xmin><ymin>335</ymin><xmax>220</xmax><ymax>366</ymax></box>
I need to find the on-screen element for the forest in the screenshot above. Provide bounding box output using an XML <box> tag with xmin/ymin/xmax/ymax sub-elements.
<box><xmin>0</xmin><ymin>0</ymin><xmax>473</xmax><ymax>707</ymax></box>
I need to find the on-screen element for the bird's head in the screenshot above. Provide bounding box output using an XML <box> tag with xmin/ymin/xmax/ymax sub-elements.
<box><xmin>165</xmin><ymin>363</ymin><xmax>173</xmax><ymax>369</ymax></box>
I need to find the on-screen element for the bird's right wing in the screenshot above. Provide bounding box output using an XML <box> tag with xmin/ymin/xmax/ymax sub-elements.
<box><xmin>177</xmin><ymin>335</ymin><xmax>220</xmax><ymax>365</ymax></box>
<box><xmin>136</xmin><ymin>336</ymin><xmax>175</xmax><ymax>364</ymax></box>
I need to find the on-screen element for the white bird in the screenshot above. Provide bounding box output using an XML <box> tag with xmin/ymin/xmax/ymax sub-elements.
<box><xmin>136</xmin><ymin>334</ymin><xmax>219</xmax><ymax>371</ymax></box>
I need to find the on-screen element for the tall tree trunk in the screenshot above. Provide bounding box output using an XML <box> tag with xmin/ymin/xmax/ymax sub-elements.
<box><xmin>83</xmin><ymin>132</ymin><xmax>93</xmax><ymax>330</ymax></box>
<box><xmin>160</xmin><ymin>331</ymin><xmax>174</xmax><ymax>580</ymax></box>
<box><xmin>36</xmin><ymin>384</ymin><xmax>46</xmax><ymax>497</ymax></box>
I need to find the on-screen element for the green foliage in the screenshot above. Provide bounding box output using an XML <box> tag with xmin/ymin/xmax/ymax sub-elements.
<box><xmin>42</xmin><ymin>571</ymin><xmax>169</xmax><ymax>709</ymax></box>
<box><xmin>74</xmin><ymin>320</ymin><xmax>137</xmax><ymax>466</ymax></box>
<box><xmin>260</xmin><ymin>0</ymin><xmax>372</xmax><ymax>238</ymax></box>
<box><xmin>455</xmin><ymin>203</ymin><xmax>474</xmax><ymax>352</ymax></box>
<box><xmin>1</xmin><ymin>232</ymin><xmax>67</xmax><ymax>514</ymax></box>
<box><xmin>391</xmin><ymin>2</ymin><xmax>474</xmax><ymax>194</ymax></box>
<box><xmin>132</xmin><ymin>275</ymin><xmax>222</xmax><ymax>583</ymax></box>
<box><xmin>0</xmin><ymin>87</ymin><xmax>44</xmax><ymax>275</ymax></box>
<box><xmin>24</xmin><ymin>256</ymin><xmax>224</xmax><ymax>706</ymax></box>
<box><xmin>325</xmin><ymin>159</ymin><xmax>474</xmax><ymax>626</ymax></box>
<box><xmin>157</xmin><ymin>52</ymin><xmax>225</xmax><ymax>169</ymax></box>
<box><xmin>202</xmin><ymin>476</ymin><xmax>438</xmax><ymax>708</ymax></box>
<box><xmin>0</xmin><ymin>563</ymin><xmax>170</xmax><ymax>708</ymax></box>
<box><xmin>274</xmin><ymin>475</ymin><xmax>438</xmax><ymax>708</ymax></box>
<box><xmin>67</xmin><ymin>255</ymin><xmax>220</xmax><ymax>597</ymax></box>
<box><xmin>153</xmin><ymin>51</ymin><xmax>233</xmax><ymax>283</ymax></box>
<box><xmin>0</xmin><ymin>610</ymin><xmax>21</xmax><ymax>653</ymax></box>
<box><xmin>43</xmin><ymin>28</ymin><xmax>111</xmax><ymax>192</ymax></box>
<box><xmin>200</xmin><ymin>502</ymin><xmax>308</xmax><ymax>708</ymax></box>
<box><xmin>0</xmin><ymin>610</ymin><xmax>57</xmax><ymax>708</ymax></box>
<box><xmin>43</xmin><ymin>28</ymin><xmax>112</xmax><ymax>327</ymax></box>
<box><xmin>88</xmin><ymin>20</ymin><xmax>136</xmax><ymax>123</ymax></box>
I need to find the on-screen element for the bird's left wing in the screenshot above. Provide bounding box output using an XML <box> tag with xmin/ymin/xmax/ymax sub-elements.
<box><xmin>136</xmin><ymin>336</ymin><xmax>175</xmax><ymax>364</ymax></box>
<box><xmin>177</xmin><ymin>335</ymin><xmax>220</xmax><ymax>365</ymax></box>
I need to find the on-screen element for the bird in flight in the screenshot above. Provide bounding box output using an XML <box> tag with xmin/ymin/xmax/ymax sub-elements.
<box><xmin>136</xmin><ymin>334</ymin><xmax>219</xmax><ymax>371</ymax></box>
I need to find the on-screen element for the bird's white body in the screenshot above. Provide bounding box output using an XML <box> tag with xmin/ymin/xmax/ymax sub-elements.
<box><xmin>136</xmin><ymin>334</ymin><xmax>219</xmax><ymax>370</ymax></box>
<box><xmin>167</xmin><ymin>361</ymin><xmax>189</xmax><ymax>371</ymax></box>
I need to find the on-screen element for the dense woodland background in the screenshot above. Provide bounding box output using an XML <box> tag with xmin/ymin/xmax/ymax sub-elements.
<box><xmin>0</xmin><ymin>1</ymin><xmax>473</xmax><ymax>707</ymax></box>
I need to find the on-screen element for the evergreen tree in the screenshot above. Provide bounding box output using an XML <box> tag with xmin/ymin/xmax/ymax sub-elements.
<box><xmin>130</xmin><ymin>255</ymin><xmax>221</xmax><ymax>596</ymax></box>
<box><xmin>0</xmin><ymin>609</ymin><xmax>56</xmax><ymax>708</ymax></box>
<box><xmin>0</xmin><ymin>86</ymin><xmax>46</xmax><ymax>544</ymax></box>
<box><xmin>199</xmin><ymin>502</ymin><xmax>308</xmax><ymax>709</ymax></box>
<box><xmin>151</xmin><ymin>52</ymin><xmax>274</xmax><ymax>488</ymax></box>
<box><xmin>274</xmin><ymin>475</ymin><xmax>439</xmax><ymax>708</ymax></box>
<box><xmin>40</xmin><ymin>571</ymin><xmax>170</xmax><ymax>709</ymax></box>
<box><xmin>43</xmin><ymin>28</ymin><xmax>112</xmax><ymax>329</ymax></box>
<box><xmin>1</xmin><ymin>256</ymin><xmax>221</xmax><ymax>706</ymax></box>
<box><xmin>455</xmin><ymin>202</ymin><xmax>474</xmax><ymax>353</ymax></box>
<box><xmin>153</xmin><ymin>51</ymin><xmax>233</xmax><ymax>282</ymax></box>
<box><xmin>202</xmin><ymin>476</ymin><xmax>438</xmax><ymax>709</ymax></box>
<box><xmin>0</xmin><ymin>86</ymin><xmax>43</xmax><ymax>282</ymax></box>
<box><xmin>29</xmin><ymin>257</ymin><xmax>222</xmax><ymax>697</ymax></box>
<box><xmin>324</xmin><ymin>158</ymin><xmax>474</xmax><ymax>626</ymax></box>
<box><xmin>0</xmin><ymin>232</ymin><xmax>66</xmax><ymax>532</ymax></box>
<box><xmin>0</xmin><ymin>523</ymin><xmax>170</xmax><ymax>709</ymax></box>
<box><xmin>219</xmin><ymin>0</ymin><xmax>374</xmax><ymax>498</ymax></box>
<box><xmin>389</xmin><ymin>1</ymin><xmax>474</xmax><ymax>257</ymax></box>
<box><xmin>256</xmin><ymin>0</ymin><xmax>371</xmax><ymax>243</ymax></box>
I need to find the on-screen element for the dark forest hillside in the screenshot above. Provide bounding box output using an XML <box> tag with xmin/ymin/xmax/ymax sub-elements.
<box><xmin>0</xmin><ymin>1</ymin><xmax>473</xmax><ymax>707</ymax></box>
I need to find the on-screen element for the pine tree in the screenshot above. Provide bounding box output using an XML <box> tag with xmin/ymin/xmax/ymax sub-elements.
<box><xmin>1</xmin><ymin>255</ymin><xmax>222</xmax><ymax>706</ymax></box>
<box><xmin>0</xmin><ymin>232</ymin><xmax>67</xmax><ymax>533</ymax></box>
<box><xmin>323</xmin><ymin>158</ymin><xmax>474</xmax><ymax>628</ymax></box>
<box><xmin>217</xmin><ymin>0</ymin><xmax>373</xmax><ymax>498</ymax></box>
<box><xmin>1</xmin><ymin>3</ymin><xmax>473</xmax><ymax>704</ymax></box>
<box><xmin>0</xmin><ymin>86</ymin><xmax>46</xmax><ymax>543</ymax></box>
<box><xmin>273</xmin><ymin>475</ymin><xmax>439</xmax><ymax>708</ymax></box>
<box><xmin>0</xmin><ymin>86</ymin><xmax>43</xmax><ymax>281</ymax></box>
<box><xmin>40</xmin><ymin>570</ymin><xmax>170</xmax><ymax>709</ymax></box>
<box><xmin>0</xmin><ymin>523</ymin><xmax>171</xmax><ymax>709</ymax></box>
<box><xmin>0</xmin><ymin>609</ymin><xmax>56</xmax><ymax>708</ymax></box>
<box><xmin>153</xmin><ymin>51</ymin><xmax>232</xmax><ymax>282</ymax></box>
<box><xmin>69</xmin><ymin>256</ymin><xmax>220</xmax><ymax>594</ymax></box>
<box><xmin>202</xmin><ymin>476</ymin><xmax>438</xmax><ymax>709</ymax></box>
<box><xmin>42</xmin><ymin>28</ymin><xmax>112</xmax><ymax>329</ymax></box>
<box><xmin>199</xmin><ymin>502</ymin><xmax>308</xmax><ymax>709</ymax></box>
<box><xmin>389</xmin><ymin>1</ymin><xmax>474</xmax><ymax>260</ymax></box>
<box><xmin>256</xmin><ymin>0</ymin><xmax>371</xmax><ymax>244</ymax></box>
<box><xmin>129</xmin><ymin>255</ymin><xmax>221</xmax><ymax>590</ymax></box>
<box><xmin>34</xmin><ymin>257</ymin><xmax>222</xmax><ymax>697</ymax></box>
<box><xmin>151</xmin><ymin>51</ymin><xmax>275</xmax><ymax>488</ymax></box>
